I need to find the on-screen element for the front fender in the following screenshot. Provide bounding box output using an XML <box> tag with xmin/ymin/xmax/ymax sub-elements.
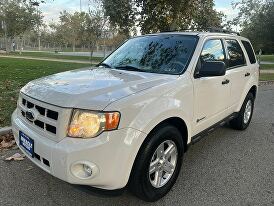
<box><xmin>105</xmin><ymin>73</ymin><xmax>194</xmax><ymax>144</ymax></box>
<box><xmin>129</xmin><ymin>98</ymin><xmax>193</xmax><ymax>143</ymax></box>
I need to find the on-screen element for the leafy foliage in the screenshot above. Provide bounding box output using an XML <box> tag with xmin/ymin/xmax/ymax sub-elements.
<box><xmin>49</xmin><ymin>1</ymin><xmax>108</xmax><ymax>60</ymax></box>
<box><xmin>233</xmin><ymin>0</ymin><xmax>274</xmax><ymax>54</ymax></box>
<box><xmin>102</xmin><ymin>0</ymin><xmax>136</xmax><ymax>36</ymax></box>
<box><xmin>0</xmin><ymin>0</ymin><xmax>43</xmax><ymax>53</ymax></box>
<box><xmin>50</xmin><ymin>11</ymin><xmax>87</xmax><ymax>51</ymax></box>
<box><xmin>102</xmin><ymin>0</ymin><xmax>224</xmax><ymax>35</ymax></box>
<box><xmin>0</xmin><ymin>0</ymin><xmax>42</xmax><ymax>38</ymax></box>
<box><xmin>191</xmin><ymin>0</ymin><xmax>224</xmax><ymax>29</ymax></box>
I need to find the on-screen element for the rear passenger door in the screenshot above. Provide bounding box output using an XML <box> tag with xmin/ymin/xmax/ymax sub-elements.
<box><xmin>224</xmin><ymin>39</ymin><xmax>250</xmax><ymax>110</ymax></box>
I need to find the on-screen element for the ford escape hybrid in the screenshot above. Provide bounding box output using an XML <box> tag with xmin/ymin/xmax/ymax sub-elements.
<box><xmin>12</xmin><ymin>31</ymin><xmax>259</xmax><ymax>202</ymax></box>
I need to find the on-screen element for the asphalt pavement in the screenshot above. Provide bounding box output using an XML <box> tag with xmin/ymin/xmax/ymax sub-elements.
<box><xmin>1</xmin><ymin>85</ymin><xmax>274</xmax><ymax>206</ymax></box>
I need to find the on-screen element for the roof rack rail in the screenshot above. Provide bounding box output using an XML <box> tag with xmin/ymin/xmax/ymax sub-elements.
<box><xmin>207</xmin><ymin>27</ymin><xmax>240</xmax><ymax>36</ymax></box>
<box><xmin>167</xmin><ymin>27</ymin><xmax>241</xmax><ymax>36</ymax></box>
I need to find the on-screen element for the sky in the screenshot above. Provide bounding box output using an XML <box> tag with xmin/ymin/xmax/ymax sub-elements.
<box><xmin>40</xmin><ymin>0</ymin><xmax>239</xmax><ymax>25</ymax></box>
<box><xmin>215</xmin><ymin>0</ymin><xmax>239</xmax><ymax>20</ymax></box>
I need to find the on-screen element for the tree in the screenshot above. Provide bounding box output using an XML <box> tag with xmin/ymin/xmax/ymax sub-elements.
<box><xmin>55</xmin><ymin>11</ymin><xmax>86</xmax><ymax>52</ymax></box>
<box><xmin>85</xmin><ymin>0</ymin><xmax>108</xmax><ymax>63</ymax></box>
<box><xmin>103</xmin><ymin>0</ymin><xmax>223</xmax><ymax>35</ymax></box>
<box><xmin>0</xmin><ymin>0</ymin><xmax>42</xmax><ymax>52</ymax></box>
<box><xmin>136</xmin><ymin>0</ymin><xmax>194</xmax><ymax>33</ymax></box>
<box><xmin>191</xmin><ymin>0</ymin><xmax>224</xmax><ymax>29</ymax></box>
<box><xmin>102</xmin><ymin>0</ymin><xmax>136</xmax><ymax>37</ymax></box>
<box><xmin>232</xmin><ymin>0</ymin><xmax>265</xmax><ymax>26</ymax></box>
<box><xmin>232</xmin><ymin>0</ymin><xmax>274</xmax><ymax>53</ymax></box>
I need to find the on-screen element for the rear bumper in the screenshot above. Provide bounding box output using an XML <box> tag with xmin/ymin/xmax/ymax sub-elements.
<box><xmin>12</xmin><ymin>109</ymin><xmax>147</xmax><ymax>190</ymax></box>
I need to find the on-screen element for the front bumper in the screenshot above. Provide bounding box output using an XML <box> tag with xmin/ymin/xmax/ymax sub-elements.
<box><xmin>12</xmin><ymin>109</ymin><xmax>147</xmax><ymax>190</ymax></box>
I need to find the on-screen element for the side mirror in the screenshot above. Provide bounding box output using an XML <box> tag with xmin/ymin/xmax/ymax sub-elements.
<box><xmin>196</xmin><ymin>61</ymin><xmax>226</xmax><ymax>78</ymax></box>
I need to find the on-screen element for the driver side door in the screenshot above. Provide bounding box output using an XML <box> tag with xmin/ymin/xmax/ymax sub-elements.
<box><xmin>193</xmin><ymin>38</ymin><xmax>231</xmax><ymax>135</ymax></box>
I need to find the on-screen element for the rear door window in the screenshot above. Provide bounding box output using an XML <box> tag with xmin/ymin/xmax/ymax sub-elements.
<box><xmin>241</xmin><ymin>40</ymin><xmax>257</xmax><ymax>64</ymax></box>
<box><xmin>225</xmin><ymin>39</ymin><xmax>246</xmax><ymax>68</ymax></box>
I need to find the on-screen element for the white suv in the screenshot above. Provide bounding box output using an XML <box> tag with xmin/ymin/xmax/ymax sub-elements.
<box><xmin>12</xmin><ymin>31</ymin><xmax>259</xmax><ymax>202</ymax></box>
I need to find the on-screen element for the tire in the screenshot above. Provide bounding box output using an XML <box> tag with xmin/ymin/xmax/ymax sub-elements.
<box><xmin>230</xmin><ymin>92</ymin><xmax>255</xmax><ymax>130</ymax></box>
<box><xmin>129</xmin><ymin>124</ymin><xmax>184</xmax><ymax>202</ymax></box>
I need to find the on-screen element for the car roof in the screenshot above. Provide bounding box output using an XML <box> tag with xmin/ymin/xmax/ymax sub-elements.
<box><xmin>142</xmin><ymin>31</ymin><xmax>250</xmax><ymax>41</ymax></box>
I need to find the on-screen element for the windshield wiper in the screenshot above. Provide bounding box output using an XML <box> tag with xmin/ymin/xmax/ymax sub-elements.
<box><xmin>97</xmin><ymin>62</ymin><xmax>115</xmax><ymax>69</ymax></box>
<box><xmin>115</xmin><ymin>65</ymin><xmax>145</xmax><ymax>72</ymax></box>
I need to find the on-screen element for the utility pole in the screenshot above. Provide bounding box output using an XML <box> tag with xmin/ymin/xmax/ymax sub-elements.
<box><xmin>37</xmin><ymin>7</ymin><xmax>41</xmax><ymax>51</ymax></box>
<box><xmin>80</xmin><ymin>0</ymin><xmax>82</xmax><ymax>12</ymax></box>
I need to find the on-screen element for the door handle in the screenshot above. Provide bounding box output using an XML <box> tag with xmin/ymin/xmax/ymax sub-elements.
<box><xmin>245</xmin><ymin>72</ymin><xmax>250</xmax><ymax>77</ymax></box>
<box><xmin>222</xmin><ymin>79</ymin><xmax>230</xmax><ymax>85</ymax></box>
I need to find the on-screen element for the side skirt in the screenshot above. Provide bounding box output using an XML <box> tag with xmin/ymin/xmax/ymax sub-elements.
<box><xmin>189</xmin><ymin>112</ymin><xmax>238</xmax><ymax>145</ymax></box>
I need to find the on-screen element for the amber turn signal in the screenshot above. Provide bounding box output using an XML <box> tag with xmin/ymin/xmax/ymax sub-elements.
<box><xmin>105</xmin><ymin>112</ymin><xmax>120</xmax><ymax>130</ymax></box>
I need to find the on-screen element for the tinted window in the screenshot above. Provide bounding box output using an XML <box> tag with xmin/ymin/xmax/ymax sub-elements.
<box><xmin>201</xmin><ymin>39</ymin><xmax>225</xmax><ymax>62</ymax></box>
<box><xmin>242</xmin><ymin>40</ymin><xmax>256</xmax><ymax>64</ymax></box>
<box><xmin>103</xmin><ymin>35</ymin><xmax>198</xmax><ymax>75</ymax></box>
<box><xmin>226</xmin><ymin>39</ymin><xmax>246</xmax><ymax>68</ymax></box>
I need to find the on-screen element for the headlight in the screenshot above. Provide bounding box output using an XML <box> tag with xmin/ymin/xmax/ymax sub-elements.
<box><xmin>67</xmin><ymin>109</ymin><xmax>120</xmax><ymax>138</ymax></box>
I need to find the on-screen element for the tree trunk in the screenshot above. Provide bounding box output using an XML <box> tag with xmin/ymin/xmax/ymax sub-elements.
<box><xmin>4</xmin><ymin>21</ymin><xmax>10</xmax><ymax>53</ymax></box>
<box><xmin>4</xmin><ymin>37</ymin><xmax>9</xmax><ymax>53</ymax></box>
<box><xmin>89</xmin><ymin>42</ymin><xmax>94</xmax><ymax>66</ymax></box>
<box><xmin>19</xmin><ymin>38</ymin><xmax>23</xmax><ymax>55</ymax></box>
<box><xmin>73</xmin><ymin>39</ymin><xmax>76</xmax><ymax>52</ymax></box>
<box><xmin>10</xmin><ymin>38</ymin><xmax>14</xmax><ymax>52</ymax></box>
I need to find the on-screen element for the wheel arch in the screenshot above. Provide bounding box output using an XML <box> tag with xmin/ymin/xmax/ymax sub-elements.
<box><xmin>248</xmin><ymin>85</ymin><xmax>257</xmax><ymax>99</ymax></box>
<box><xmin>237</xmin><ymin>84</ymin><xmax>258</xmax><ymax>112</ymax></box>
<box><xmin>127</xmin><ymin>116</ymin><xmax>189</xmax><ymax>187</ymax></box>
<box><xmin>144</xmin><ymin>117</ymin><xmax>189</xmax><ymax>153</ymax></box>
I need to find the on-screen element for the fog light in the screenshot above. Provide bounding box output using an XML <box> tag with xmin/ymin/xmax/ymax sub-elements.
<box><xmin>71</xmin><ymin>161</ymin><xmax>99</xmax><ymax>180</ymax></box>
<box><xmin>83</xmin><ymin>164</ymin><xmax>92</xmax><ymax>177</ymax></box>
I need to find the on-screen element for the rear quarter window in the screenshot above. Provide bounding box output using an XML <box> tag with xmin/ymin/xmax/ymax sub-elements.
<box><xmin>226</xmin><ymin>39</ymin><xmax>246</xmax><ymax>68</ymax></box>
<box><xmin>241</xmin><ymin>40</ymin><xmax>257</xmax><ymax>64</ymax></box>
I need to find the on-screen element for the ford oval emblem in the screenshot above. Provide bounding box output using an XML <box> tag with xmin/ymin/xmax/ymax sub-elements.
<box><xmin>26</xmin><ymin>110</ymin><xmax>35</xmax><ymax>121</ymax></box>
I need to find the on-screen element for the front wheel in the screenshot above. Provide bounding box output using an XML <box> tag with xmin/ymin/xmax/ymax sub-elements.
<box><xmin>129</xmin><ymin>125</ymin><xmax>184</xmax><ymax>202</ymax></box>
<box><xmin>230</xmin><ymin>92</ymin><xmax>255</xmax><ymax>130</ymax></box>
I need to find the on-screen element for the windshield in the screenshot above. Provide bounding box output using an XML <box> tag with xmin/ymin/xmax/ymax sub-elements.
<box><xmin>101</xmin><ymin>35</ymin><xmax>198</xmax><ymax>75</ymax></box>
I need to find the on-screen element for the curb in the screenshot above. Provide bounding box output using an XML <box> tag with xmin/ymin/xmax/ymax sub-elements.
<box><xmin>0</xmin><ymin>127</ymin><xmax>12</xmax><ymax>136</ymax></box>
<box><xmin>260</xmin><ymin>71</ymin><xmax>274</xmax><ymax>74</ymax></box>
<box><xmin>259</xmin><ymin>80</ymin><xmax>274</xmax><ymax>85</ymax></box>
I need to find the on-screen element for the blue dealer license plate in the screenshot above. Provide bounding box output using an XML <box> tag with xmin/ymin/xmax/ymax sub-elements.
<box><xmin>19</xmin><ymin>131</ymin><xmax>34</xmax><ymax>158</ymax></box>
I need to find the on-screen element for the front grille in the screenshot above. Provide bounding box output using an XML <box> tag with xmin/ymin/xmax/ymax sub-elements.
<box><xmin>20</xmin><ymin>98</ymin><xmax>58</xmax><ymax>135</ymax></box>
<box><xmin>34</xmin><ymin>152</ymin><xmax>50</xmax><ymax>168</ymax></box>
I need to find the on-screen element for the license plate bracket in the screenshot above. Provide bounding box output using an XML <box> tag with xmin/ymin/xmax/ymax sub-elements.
<box><xmin>19</xmin><ymin>131</ymin><xmax>34</xmax><ymax>158</ymax></box>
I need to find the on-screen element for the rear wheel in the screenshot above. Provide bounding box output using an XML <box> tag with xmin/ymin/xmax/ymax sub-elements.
<box><xmin>129</xmin><ymin>125</ymin><xmax>184</xmax><ymax>202</ymax></box>
<box><xmin>230</xmin><ymin>93</ymin><xmax>254</xmax><ymax>130</ymax></box>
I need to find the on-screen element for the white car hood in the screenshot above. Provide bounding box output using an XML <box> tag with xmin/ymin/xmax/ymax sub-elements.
<box><xmin>21</xmin><ymin>67</ymin><xmax>177</xmax><ymax>110</ymax></box>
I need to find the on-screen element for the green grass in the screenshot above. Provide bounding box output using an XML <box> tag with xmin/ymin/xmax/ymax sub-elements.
<box><xmin>0</xmin><ymin>57</ymin><xmax>90</xmax><ymax>127</ymax></box>
<box><xmin>260</xmin><ymin>55</ymin><xmax>274</xmax><ymax>62</ymax></box>
<box><xmin>260</xmin><ymin>64</ymin><xmax>274</xmax><ymax>70</ymax></box>
<box><xmin>6</xmin><ymin>52</ymin><xmax>104</xmax><ymax>62</ymax></box>
<box><xmin>260</xmin><ymin>73</ymin><xmax>274</xmax><ymax>81</ymax></box>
